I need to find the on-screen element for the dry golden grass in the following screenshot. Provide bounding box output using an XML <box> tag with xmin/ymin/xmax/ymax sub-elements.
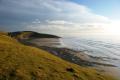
<box><xmin>0</xmin><ymin>33</ymin><xmax>117</xmax><ymax>80</ymax></box>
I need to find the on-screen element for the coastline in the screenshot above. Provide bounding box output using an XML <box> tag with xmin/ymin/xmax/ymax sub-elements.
<box><xmin>8</xmin><ymin>31</ymin><xmax>120</xmax><ymax>79</ymax></box>
<box><xmin>39</xmin><ymin>46</ymin><xmax>116</xmax><ymax>67</ymax></box>
<box><xmin>39</xmin><ymin>46</ymin><xmax>120</xmax><ymax>79</ymax></box>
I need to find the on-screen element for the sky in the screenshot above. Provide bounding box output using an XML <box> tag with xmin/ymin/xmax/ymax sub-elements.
<box><xmin>0</xmin><ymin>0</ymin><xmax>120</xmax><ymax>36</ymax></box>
<box><xmin>72</xmin><ymin>0</ymin><xmax>120</xmax><ymax>20</ymax></box>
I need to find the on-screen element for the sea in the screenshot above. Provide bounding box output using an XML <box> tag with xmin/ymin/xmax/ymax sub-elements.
<box><xmin>62</xmin><ymin>35</ymin><xmax>120</xmax><ymax>67</ymax></box>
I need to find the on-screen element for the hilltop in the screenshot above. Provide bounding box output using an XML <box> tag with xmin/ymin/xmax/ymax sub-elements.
<box><xmin>8</xmin><ymin>31</ymin><xmax>60</xmax><ymax>40</ymax></box>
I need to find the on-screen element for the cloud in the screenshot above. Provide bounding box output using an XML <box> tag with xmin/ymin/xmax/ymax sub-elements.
<box><xmin>0</xmin><ymin>0</ymin><xmax>111</xmax><ymax>36</ymax></box>
<box><xmin>25</xmin><ymin>19</ymin><xmax>108</xmax><ymax>36</ymax></box>
<box><xmin>32</xmin><ymin>19</ymin><xmax>41</xmax><ymax>24</ymax></box>
<box><xmin>0</xmin><ymin>0</ymin><xmax>110</xmax><ymax>22</ymax></box>
<box><xmin>46</xmin><ymin>20</ymin><xmax>74</xmax><ymax>25</ymax></box>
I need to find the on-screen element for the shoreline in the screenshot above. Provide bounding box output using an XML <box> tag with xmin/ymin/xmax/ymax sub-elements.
<box><xmin>40</xmin><ymin>46</ymin><xmax>120</xmax><ymax>79</ymax></box>
<box><xmin>9</xmin><ymin>31</ymin><xmax>120</xmax><ymax>79</ymax></box>
<box><xmin>40</xmin><ymin>46</ymin><xmax>116</xmax><ymax>67</ymax></box>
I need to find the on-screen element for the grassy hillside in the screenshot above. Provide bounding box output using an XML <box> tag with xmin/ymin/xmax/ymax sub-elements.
<box><xmin>0</xmin><ymin>33</ymin><xmax>117</xmax><ymax>80</ymax></box>
<box><xmin>8</xmin><ymin>31</ymin><xmax>60</xmax><ymax>40</ymax></box>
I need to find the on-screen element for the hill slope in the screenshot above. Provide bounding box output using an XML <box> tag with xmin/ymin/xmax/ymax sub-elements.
<box><xmin>0</xmin><ymin>33</ymin><xmax>116</xmax><ymax>80</ymax></box>
<box><xmin>8</xmin><ymin>31</ymin><xmax>60</xmax><ymax>40</ymax></box>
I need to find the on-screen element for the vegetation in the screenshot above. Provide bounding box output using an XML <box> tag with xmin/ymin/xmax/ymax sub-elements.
<box><xmin>0</xmin><ymin>33</ymin><xmax>117</xmax><ymax>80</ymax></box>
<box><xmin>8</xmin><ymin>31</ymin><xmax>60</xmax><ymax>40</ymax></box>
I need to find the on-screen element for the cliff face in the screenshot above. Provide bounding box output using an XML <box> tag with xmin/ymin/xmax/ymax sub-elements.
<box><xmin>29</xmin><ymin>38</ymin><xmax>62</xmax><ymax>47</ymax></box>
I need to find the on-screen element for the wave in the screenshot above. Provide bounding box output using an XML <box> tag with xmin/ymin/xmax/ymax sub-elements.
<box><xmin>62</xmin><ymin>37</ymin><xmax>120</xmax><ymax>59</ymax></box>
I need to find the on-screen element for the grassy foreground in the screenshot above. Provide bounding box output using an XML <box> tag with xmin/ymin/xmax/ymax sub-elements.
<box><xmin>0</xmin><ymin>33</ymin><xmax>117</xmax><ymax>80</ymax></box>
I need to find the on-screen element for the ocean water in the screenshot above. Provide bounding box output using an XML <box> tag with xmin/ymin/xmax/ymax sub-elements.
<box><xmin>62</xmin><ymin>35</ymin><xmax>120</xmax><ymax>59</ymax></box>
<box><xmin>62</xmin><ymin>36</ymin><xmax>120</xmax><ymax>67</ymax></box>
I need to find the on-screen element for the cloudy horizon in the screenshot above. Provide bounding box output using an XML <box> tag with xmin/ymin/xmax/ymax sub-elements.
<box><xmin>0</xmin><ymin>0</ymin><xmax>120</xmax><ymax>36</ymax></box>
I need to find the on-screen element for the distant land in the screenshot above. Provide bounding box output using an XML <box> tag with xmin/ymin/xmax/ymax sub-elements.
<box><xmin>8</xmin><ymin>31</ymin><xmax>60</xmax><ymax>38</ymax></box>
<box><xmin>8</xmin><ymin>31</ymin><xmax>61</xmax><ymax>47</ymax></box>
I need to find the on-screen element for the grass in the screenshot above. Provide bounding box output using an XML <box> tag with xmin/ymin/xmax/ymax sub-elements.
<box><xmin>0</xmin><ymin>33</ymin><xmax>117</xmax><ymax>80</ymax></box>
<box><xmin>8</xmin><ymin>31</ymin><xmax>60</xmax><ymax>40</ymax></box>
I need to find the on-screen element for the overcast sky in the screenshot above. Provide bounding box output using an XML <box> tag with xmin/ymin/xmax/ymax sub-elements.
<box><xmin>0</xmin><ymin>0</ymin><xmax>120</xmax><ymax>36</ymax></box>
